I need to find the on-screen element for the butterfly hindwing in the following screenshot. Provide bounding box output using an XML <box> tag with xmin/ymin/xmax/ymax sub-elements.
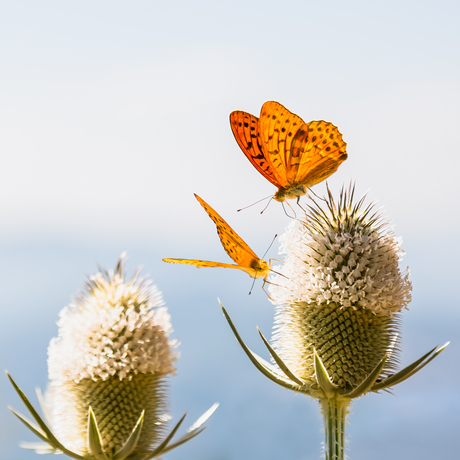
<box><xmin>293</xmin><ymin>120</ymin><xmax>348</xmax><ymax>186</ymax></box>
<box><xmin>162</xmin><ymin>258</ymin><xmax>255</xmax><ymax>276</ymax></box>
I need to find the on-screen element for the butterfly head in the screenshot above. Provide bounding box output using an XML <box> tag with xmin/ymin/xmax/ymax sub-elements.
<box><xmin>250</xmin><ymin>258</ymin><xmax>271</xmax><ymax>279</ymax></box>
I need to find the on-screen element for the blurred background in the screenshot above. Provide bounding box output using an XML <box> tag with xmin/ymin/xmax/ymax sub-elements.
<box><xmin>1</xmin><ymin>1</ymin><xmax>459</xmax><ymax>459</ymax></box>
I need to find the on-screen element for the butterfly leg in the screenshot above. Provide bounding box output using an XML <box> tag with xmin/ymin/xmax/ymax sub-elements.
<box><xmin>264</xmin><ymin>278</ymin><xmax>297</xmax><ymax>297</ymax></box>
<box><xmin>269</xmin><ymin>257</ymin><xmax>284</xmax><ymax>264</ymax></box>
<box><xmin>268</xmin><ymin>264</ymin><xmax>289</xmax><ymax>281</ymax></box>
<box><xmin>262</xmin><ymin>277</ymin><xmax>296</xmax><ymax>300</ymax></box>
<box><xmin>308</xmin><ymin>186</ymin><xmax>327</xmax><ymax>203</ymax></box>
<box><xmin>282</xmin><ymin>201</ymin><xmax>297</xmax><ymax>219</ymax></box>
<box><xmin>261</xmin><ymin>277</ymin><xmax>275</xmax><ymax>301</ymax></box>
<box><xmin>296</xmin><ymin>196</ymin><xmax>309</xmax><ymax>214</ymax></box>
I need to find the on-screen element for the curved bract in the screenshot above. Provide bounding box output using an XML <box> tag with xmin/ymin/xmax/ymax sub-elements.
<box><xmin>220</xmin><ymin>302</ymin><xmax>449</xmax><ymax>400</ymax></box>
<box><xmin>7</xmin><ymin>372</ymin><xmax>218</xmax><ymax>460</ymax></box>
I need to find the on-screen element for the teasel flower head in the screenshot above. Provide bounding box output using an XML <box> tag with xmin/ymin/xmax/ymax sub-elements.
<box><xmin>7</xmin><ymin>254</ymin><xmax>217</xmax><ymax>460</ymax></box>
<box><xmin>220</xmin><ymin>184</ymin><xmax>447</xmax><ymax>460</ymax></box>
<box><xmin>269</xmin><ymin>184</ymin><xmax>412</xmax><ymax>390</ymax></box>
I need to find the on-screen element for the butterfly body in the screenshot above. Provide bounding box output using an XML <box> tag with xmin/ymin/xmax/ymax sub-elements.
<box><xmin>163</xmin><ymin>194</ymin><xmax>271</xmax><ymax>280</ymax></box>
<box><xmin>274</xmin><ymin>184</ymin><xmax>307</xmax><ymax>202</ymax></box>
<box><xmin>230</xmin><ymin>101</ymin><xmax>348</xmax><ymax>202</ymax></box>
<box><xmin>247</xmin><ymin>258</ymin><xmax>270</xmax><ymax>278</ymax></box>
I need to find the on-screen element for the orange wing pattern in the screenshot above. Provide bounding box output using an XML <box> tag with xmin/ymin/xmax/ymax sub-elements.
<box><xmin>258</xmin><ymin>100</ymin><xmax>307</xmax><ymax>186</ymax></box>
<box><xmin>229</xmin><ymin>111</ymin><xmax>281</xmax><ymax>188</ymax></box>
<box><xmin>163</xmin><ymin>194</ymin><xmax>270</xmax><ymax>280</ymax></box>
<box><xmin>230</xmin><ymin>101</ymin><xmax>347</xmax><ymax>202</ymax></box>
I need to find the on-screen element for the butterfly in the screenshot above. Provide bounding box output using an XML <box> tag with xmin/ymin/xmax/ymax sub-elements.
<box><xmin>163</xmin><ymin>194</ymin><xmax>271</xmax><ymax>281</ymax></box>
<box><xmin>230</xmin><ymin>101</ymin><xmax>348</xmax><ymax>202</ymax></box>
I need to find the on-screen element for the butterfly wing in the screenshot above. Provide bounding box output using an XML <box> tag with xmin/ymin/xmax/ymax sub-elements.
<box><xmin>290</xmin><ymin>120</ymin><xmax>348</xmax><ymax>187</ymax></box>
<box><xmin>162</xmin><ymin>258</ymin><xmax>257</xmax><ymax>276</ymax></box>
<box><xmin>231</xmin><ymin>101</ymin><xmax>347</xmax><ymax>194</ymax></box>
<box><xmin>163</xmin><ymin>195</ymin><xmax>270</xmax><ymax>279</ymax></box>
<box><xmin>229</xmin><ymin>110</ymin><xmax>282</xmax><ymax>188</ymax></box>
<box><xmin>258</xmin><ymin>101</ymin><xmax>308</xmax><ymax>187</ymax></box>
<box><xmin>194</xmin><ymin>194</ymin><xmax>260</xmax><ymax>268</ymax></box>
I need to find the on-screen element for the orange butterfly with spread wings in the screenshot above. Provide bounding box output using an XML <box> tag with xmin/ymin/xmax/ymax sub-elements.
<box><xmin>163</xmin><ymin>194</ymin><xmax>271</xmax><ymax>282</ymax></box>
<box><xmin>230</xmin><ymin>101</ymin><xmax>348</xmax><ymax>202</ymax></box>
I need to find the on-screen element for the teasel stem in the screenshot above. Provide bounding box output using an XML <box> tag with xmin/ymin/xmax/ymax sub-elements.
<box><xmin>319</xmin><ymin>398</ymin><xmax>350</xmax><ymax>460</ymax></box>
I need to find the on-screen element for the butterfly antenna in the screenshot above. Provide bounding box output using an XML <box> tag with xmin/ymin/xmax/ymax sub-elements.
<box><xmin>237</xmin><ymin>195</ymin><xmax>273</xmax><ymax>213</ymax></box>
<box><xmin>260</xmin><ymin>196</ymin><xmax>274</xmax><ymax>215</ymax></box>
<box><xmin>262</xmin><ymin>234</ymin><xmax>278</xmax><ymax>259</ymax></box>
<box><xmin>248</xmin><ymin>276</ymin><xmax>257</xmax><ymax>296</ymax></box>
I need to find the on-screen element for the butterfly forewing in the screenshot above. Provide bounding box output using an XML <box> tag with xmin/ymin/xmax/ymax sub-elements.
<box><xmin>229</xmin><ymin>111</ymin><xmax>281</xmax><ymax>188</ymax></box>
<box><xmin>194</xmin><ymin>194</ymin><xmax>260</xmax><ymax>268</ymax></box>
<box><xmin>164</xmin><ymin>195</ymin><xmax>270</xmax><ymax>280</ymax></box>
<box><xmin>259</xmin><ymin>101</ymin><xmax>307</xmax><ymax>187</ymax></box>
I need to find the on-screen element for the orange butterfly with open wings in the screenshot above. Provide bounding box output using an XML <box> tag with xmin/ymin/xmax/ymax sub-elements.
<box><xmin>230</xmin><ymin>101</ymin><xmax>348</xmax><ymax>202</ymax></box>
<box><xmin>163</xmin><ymin>194</ymin><xmax>271</xmax><ymax>281</ymax></box>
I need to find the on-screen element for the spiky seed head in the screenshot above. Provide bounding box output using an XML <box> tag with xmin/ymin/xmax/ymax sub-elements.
<box><xmin>46</xmin><ymin>254</ymin><xmax>178</xmax><ymax>456</ymax></box>
<box><xmin>269</xmin><ymin>185</ymin><xmax>412</xmax><ymax>392</ymax></box>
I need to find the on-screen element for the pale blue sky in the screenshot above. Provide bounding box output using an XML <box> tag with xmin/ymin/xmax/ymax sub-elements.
<box><xmin>1</xmin><ymin>1</ymin><xmax>459</xmax><ymax>459</ymax></box>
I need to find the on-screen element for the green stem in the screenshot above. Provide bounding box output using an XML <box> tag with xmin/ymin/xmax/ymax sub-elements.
<box><xmin>319</xmin><ymin>398</ymin><xmax>350</xmax><ymax>460</ymax></box>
